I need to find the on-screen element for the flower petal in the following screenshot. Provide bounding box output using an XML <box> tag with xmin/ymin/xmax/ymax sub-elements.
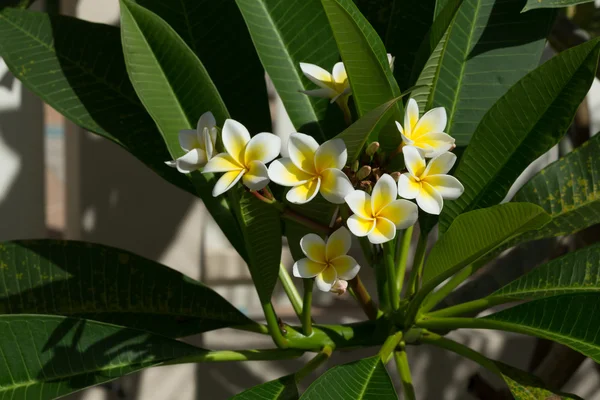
<box><xmin>202</xmin><ymin>127</ymin><xmax>215</xmax><ymax>160</ymax></box>
<box><xmin>413</xmin><ymin>132</ymin><xmax>455</xmax><ymax>158</ymax></box>
<box><xmin>300</xmin><ymin>233</ymin><xmax>326</xmax><ymax>262</ymax></box>
<box><xmin>404</xmin><ymin>98</ymin><xmax>419</xmax><ymax>137</ymax></box>
<box><xmin>332</xmin><ymin>62</ymin><xmax>347</xmax><ymax>84</ymax></box>
<box><xmin>212</xmin><ymin>169</ymin><xmax>245</xmax><ymax>197</ymax></box>
<box><xmin>288</xmin><ymin>132</ymin><xmax>319</xmax><ymax>174</ymax></box>
<box><xmin>168</xmin><ymin>149</ymin><xmax>207</xmax><ymax>173</ymax></box>
<box><xmin>178</xmin><ymin>129</ymin><xmax>200</xmax><ymax>151</ymax></box>
<box><xmin>346</xmin><ymin>214</ymin><xmax>375</xmax><ymax>237</ymax></box>
<box><xmin>424</xmin><ymin>174</ymin><xmax>464</xmax><ymax>200</ymax></box>
<box><xmin>403</xmin><ymin>146</ymin><xmax>426</xmax><ymax>178</ymax></box>
<box><xmin>268</xmin><ymin>158</ymin><xmax>313</xmax><ymax>186</ymax></box>
<box><xmin>368</xmin><ymin>217</ymin><xmax>396</xmax><ymax>244</ymax></box>
<box><xmin>222</xmin><ymin>119</ymin><xmax>251</xmax><ymax>165</ymax></box>
<box><xmin>244</xmin><ymin>132</ymin><xmax>281</xmax><ymax>165</ymax></box>
<box><xmin>197</xmin><ymin>111</ymin><xmax>216</xmax><ymax>132</ymax></box>
<box><xmin>371</xmin><ymin>174</ymin><xmax>397</xmax><ymax>215</ymax></box>
<box><xmin>315</xmin><ymin>138</ymin><xmax>347</xmax><ymax>172</ymax></box>
<box><xmin>286</xmin><ymin>178</ymin><xmax>321</xmax><ymax>204</ymax></box>
<box><xmin>203</xmin><ymin>153</ymin><xmax>243</xmax><ymax>173</ymax></box>
<box><xmin>320</xmin><ymin>168</ymin><xmax>353</xmax><ymax>204</ymax></box>
<box><xmin>301</xmin><ymin>88</ymin><xmax>337</xmax><ymax>99</ymax></box>
<box><xmin>424</xmin><ymin>151</ymin><xmax>457</xmax><ymax>176</ymax></box>
<box><xmin>397</xmin><ymin>173</ymin><xmax>421</xmax><ymax>200</ymax></box>
<box><xmin>345</xmin><ymin>190</ymin><xmax>373</xmax><ymax>219</ymax></box>
<box><xmin>330</xmin><ymin>255</ymin><xmax>360</xmax><ymax>280</ymax></box>
<box><xmin>243</xmin><ymin>160</ymin><xmax>270</xmax><ymax>190</ymax></box>
<box><xmin>315</xmin><ymin>266</ymin><xmax>337</xmax><ymax>292</ymax></box>
<box><xmin>387</xmin><ymin>53</ymin><xmax>395</xmax><ymax>71</ymax></box>
<box><xmin>395</xmin><ymin>120</ymin><xmax>405</xmax><ymax>135</ymax></box>
<box><xmin>416</xmin><ymin>182</ymin><xmax>444</xmax><ymax>215</ymax></box>
<box><xmin>411</xmin><ymin>107</ymin><xmax>447</xmax><ymax>139</ymax></box>
<box><xmin>378</xmin><ymin>199</ymin><xmax>418</xmax><ymax>230</ymax></box>
<box><xmin>326</xmin><ymin>226</ymin><xmax>351</xmax><ymax>260</ymax></box>
<box><xmin>293</xmin><ymin>258</ymin><xmax>326</xmax><ymax>278</ymax></box>
<box><xmin>300</xmin><ymin>62</ymin><xmax>334</xmax><ymax>90</ymax></box>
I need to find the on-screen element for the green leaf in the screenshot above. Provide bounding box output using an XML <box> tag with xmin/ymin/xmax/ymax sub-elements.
<box><xmin>132</xmin><ymin>0</ymin><xmax>271</xmax><ymax>133</ymax></box>
<box><xmin>0</xmin><ymin>314</ymin><xmax>207</xmax><ymax>399</ymax></box>
<box><xmin>440</xmin><ymin>39</ymin><xmax>600</xmax><ymax>232</ymax></box>
<box><xmin>523</xmin><ymin>0</ymin><xmax>593</xmax><ymax>12</ymax></box>
<box><xmin>422</xmin><ymin>203</ymin><xmax>550</xmax><ymax>286</ymax></box>
<box><xmin>483</xmin><ymin>293</ymin><xmax>600</xmax><ymax>363</ymax></box>
<box><xmin>300</xmin><ymin>356</ymin><xmax>397</xmax><ymax>399</ymax></box>
<box><xmin>412</xmin><ymin>0</ymin><xmax>555</xmax><ymax>146</ymax></box>
<box><xmin>232</xmin><ymin>375</ymin><xmax>298</xmax><ymax>400</ymax></box>
<box><xmin>491</xmin><ymin>243</ymin><xmax>600</xmax><ymax>301</ymax></box>
<box><xmin>0</xmin><ymin>8</ymin><xmax>193</xmax><ymax>195</ymax></box>
<box><xmin>232</xmin><ymin>191</ymin><xmax>283</xmax><ymax>304</ymax></box>
<box><xmin>0</xmin><ymin>240</ymin><xmax>251</xmax><ymax>338</ymax></box>
<box><xmin>235</xmin><ymin>0</ymin><xmax>341</xmax><ymax>141</ymax></box>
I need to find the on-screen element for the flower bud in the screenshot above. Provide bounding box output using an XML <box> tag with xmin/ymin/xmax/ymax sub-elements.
<box><xmin>351</xmin><ymin>160</ymin><xmax>360</xmax><ymax>173</ymax></box>
<box><xmin>390</xmin><ymin>171</ymin><xmax>401</xmax><ymax>182</ymax></box>
<box><xmin>330</xmin><ymin>280</ymin><xmax>348</xmax><ymax>295</ymax></box>
<box><xmin>356</xmin><ymin>165</ymin><xmax>372</xmax><ymax>180</ymax></box>
<box><xmin>366</xmin><ymin>141</ymin><xmax>380</xmax><ymax>157</ymax></box>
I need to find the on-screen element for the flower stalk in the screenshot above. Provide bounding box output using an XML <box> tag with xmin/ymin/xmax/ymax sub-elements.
<box><xmin>302</xmin><ymin>279</ymin><xmax>314</xmax><ymax>336</ymax></box>
<box><xmin>395</xmin><ymin>225</ymin><xmax>414</xmax><ymax>297</ymax></box>
<box><xmin>295</xmin><ymin>345</ymin><xmax>334</xmax><ymax>382</ymax></box>
<box><xmin>279</xmin><ymin>263</ymin><xmax>303</xmax><ymax>319</ymax></box>
<box><xmin>348</xmin><ymin>275</ymin><xmax>380</xmax><ymax>320</ymax></box>
<box><xmin>395</xmin><ymin>348</ymin><xmax>416</xmax><ymax>400</ymax></box>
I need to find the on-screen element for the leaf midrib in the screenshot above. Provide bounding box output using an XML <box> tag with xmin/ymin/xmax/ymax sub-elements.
<box><xmin>355</xmin><ymin>359</ymin><xmax>379</xmax><ymax>399</ymax></box>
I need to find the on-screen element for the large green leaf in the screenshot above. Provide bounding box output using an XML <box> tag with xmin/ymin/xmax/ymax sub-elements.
<box><xmin>422</xmin><ymin>203</ymin><xmax>550</xmax><ymax>286</ymax></box>
<box><xmin>0</xmin><ymin>8</ymin><xmax>193</xmax><ymax>195</ymax></box>
<box><xmin>300</xmin><ymin>356</ymin><xmax>397</xmax><ymax>399</ymax></box>
<box><xmin>440</xmin><ymin>39</ymin><xmax>600</xmax><ymax>232</ymax></box>
<box><xmin>232</xmin><ymin>375</ymin><xmax>298</xmax><ymax>400</ymax></box>
<box><xmin>232</xmin><ymin>191</ymin><xmax>283</xmax><ymax>304</ymax></box>
<box><xmin>491</xmin><ymin>243</ymin><xmax>600</xmax><ymax>301</ymax></box>
<box><xmin>0</xmin><ymin>314</ymin><xmax>207</xmax><ymax>399</ymax></box>
<box><xmin>523</xmin><ymin>0</ymin><xmax>593</xmax><ymax>12</ymax></box>
<box><xmin>235</xmin><ymin>0</ymin><xmax>340</xmax><ymax>142</ymax></box>
<box><xmin>411</xmin><ymin>0</ymin><xmax>554</xmax><ymax>146</ymax></box>
<box><xmin>498</xmin><ymin>362</ymin><xmax>582</xmax><ymax>400</ymax></box>
<box><xmin>119</xmin><ymin>0</ymin><xmax>246</xmax><ymax>260</ymax></box>
<box><xmin>0</xmin><ymin>241</ymin><xmax>251</xmax><ymax>338</ymax></box>
<box><xmin>132</xmin><ymin>0</ymin><xmax>271</xmax><ymax>133</ymax></box>
<box><xmin>482</xmin><ymin>294</ymin><xmax>600</xmax><ymax>363</ymax></box>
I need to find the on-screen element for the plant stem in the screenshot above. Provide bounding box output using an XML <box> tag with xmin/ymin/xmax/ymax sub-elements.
<box><xmin>416</xmin><ymin>316</ymin><xmax>532</xmax><ymax>337</ymax></box>
<box><xmin>395</xmin><ymin>226</ymin><xmax>414</xmax><ymax>298</ymax></box>
<box><xmin>279</xmin><ymin>263</ymin><xmax>303</xmax><ymax>319</ymax></box>
<box><xmin>419</xmin><ymin>267</ymin><xmax>472</xmax><ymax>314</ymax></box>
<box><xmin>348</xmin><ymin>275</ymin><xmax>380</xmax><ymax>320</ymax></box>
<box><xmin>336</xmin><ymin>94</ymin><xmax>352</xmax><ymax>126</ymax></box>
<box><xmin>302</xmin><ymin>279</ymin><xmax>314</xmax><ymax>336</ymax></box>
<box><xmin>426</xmin><ymin>297</ymin><xmax>511</xmax><ymax>319</ymax></box>
<box><xmin>261</xmin><ymin>302</ymin><xmax>289</xmax><ymax>348</ymax></box>
<box><xmin>164</xmin><ymin>348</ymin><xmax>305</xmax><ymax>365</ymax></box>
<box><xmin>383</xmin><ymin>241</ymin><xmax>400</xmax><ymax>310</ymax></box>
<box><xmin>295</xmin><ymin>345</ymin><xmax>334</xmax><ymax>382</ymax></box>
<box><xmin>233</xmin><ymin>323</ymin><xmax>270</xmax><ymax>335</ymax></box>
<box><xmin>394</xmin><ymin>349</ymin><xmax>416</xmax><ymax>400</ymax></box>
<box><xmin>379</xmin><ymin>331</ymin><xmax>403</xmax><ymax>364</ymax></box>
<box><xmin>420</xmin><ymin>331</ymin><xmax>498</xmax><ymax>372</ymax></box>
<box><xmin>281</xmin><ymin>208</ymin><xmax>331</xmax><ymax>235</ymax></box>
<box><xmin>406</xmin><ymin>232</ymin><xmax>427</xmax><ymax>299</ymax></box>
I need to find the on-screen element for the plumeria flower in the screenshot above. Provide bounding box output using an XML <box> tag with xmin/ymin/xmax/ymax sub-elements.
<box><xmin>166</xmin><ymin>111</ymin><xmax>218</xmax><ymax>173</ymax></box>
<box><xmin>203</xmin><ymin>119</ymin><xmax>281</xmax><ymax>197</ymax></box>
<box><xmin>268</xmin><ymin>133</ymin><xmax>353</xmax><ymax>204</ymax></box>
<box><xmin>396</xmin><ymin>99</ymin><xmax>455</xmax><ymax>158</ymax></box>
<box><xmin>293</xmin><ymin>227</ymin><xmax>360</xmax><ymax>292</ymax></box>
<box><xmin>398</xmin><ymin>146</ymin><xmax>464</xmax><ymax>215</ymax></box>
<box><xmin>345</xmin><ymin>174</ymin><xmax>418</xmax><ymax>244</ymax></box>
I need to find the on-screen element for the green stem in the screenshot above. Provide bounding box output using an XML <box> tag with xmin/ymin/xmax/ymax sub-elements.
<box><xmin>233</xmin><ymin>323</ymin><xmax>270</xmax><ymax>335</ymax></box>
<box><xmin>348</xmin><ymin>275</ymin><xmax>380</xmax><ymax>320</ymax></box>
<box><xmin>374</xmin><ymin>256</ymin><xmax>391</xmax><ymax>313</ymax></box>
<box><xmin>419</xmin><ymin>267</ymin><xmax>472</xmax><ymax>314</ymax></box>
<box><xmin>262</xmin><ymin>302</ymin><xmax>289</xmax><ymax>348</ymax></box>
<box><xmin>394</xmin><ymin>349</ymin><xmax>416</xmax><ymax>400</ymax></box>
<box><xmin>426</xmin><ymin>297</ymin><xmax>512</xmax><ymax>319</ymax></box>
<box><xmin>379</xmin><ymin>331</ymin><xmax>403</xmax><ymax>364</ymax></box>
<box><xmin>164</xmin><ymin>348</ymin><xmax>304</xmax><ymax>365</ymax></box>
<box><xmin>406</xmin><ymin>232</ymin><xmax>427</xmax><ymax>299</ymax></box>
<box><xmin>281</xmin><ymin>208</ymin><xmax>331</xmax><ymax>235</ymax></box>
<box><xmin>279</xmin><ymin>263</ymin><xmax>303</xmax><ymax>319</ymax></box>
<box><xmin>420</xmin><ymin>331</ymin><xmax>498</xmax><ymax>372</ymax></box>
<box><xmin>416</xmin><ymin>316</ymin><xmax>536</xmax><ymax>338</ymax></box>
<box><xmin>383</xmin><ymin>241</ymin><xmax>399</xmax><ymax>310</ymax></box>
<box><xmin>302</xmin><ymin>279</ymin><xmax>314</xmax><ymax>336</ymax></box>
<box><xmin>295</xmin><ymin>345</ymin><xmax>333</xmax><ymax>382</ymax></box>
<box><xmin>395</xmin><ymin>226</ymin><xmax>414</xmax><ymax>298</ymax></box>
<box><xmin>336</xmin><ymin>94</ymin><xmax>353</xmax><ymax>126</ymax></box>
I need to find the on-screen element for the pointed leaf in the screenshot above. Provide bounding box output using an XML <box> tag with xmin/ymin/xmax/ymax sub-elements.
<box><xmin>0</xmin><ymin>241</ymin><xmax>251</xmax><ymax>338</ymax></box>
<box><xmin>495</xmin><ymin>362</ymin><xmax>582</xmax><ymax>400</ymax></box>
<box><xmin>235</xmin><ymin>0</ymin><xmax>340</xmax><ymax>141</ymax></box>
<box><xmin>422</xmin><ymin>203</ymin><xmax>550</xmax><ymax>286</ymax></box>
<box><xmin>0</xmin><ymin>8</ymin><xmax>193</xmax><ymax>195</ymax></box>
<box><xmin>233</xmin><ymin>375</ymin><xmax>298</xmax><ymax>400</ymax></box>
<box><xmin>523</xmin><ymin>0</ymin><xmax>594</xmax><ymax>12</ymax></box>
<box><xmin>300</xmin><ymin>356</ymin><xmax>397</xmax><ymax>399</ymax></box>
<box><xmin>132</xmin><ymin>0</ymin><xmax>271</xmax><ymax>133</ymax></box>
<box><xmin>440</xmin><ymin>39</ymin><xmax>600</xmax><ymax>232</ymax></box>
<box><xmin>0</xmin><ymin>315</ymin><xmax>207</xmax><ymax>399</ymax></box>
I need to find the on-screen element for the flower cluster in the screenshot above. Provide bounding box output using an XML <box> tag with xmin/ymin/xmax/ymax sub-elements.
<box><xmin>166</xmin><ymin>60</ymin><xmax>463</xmax><ymax>293</ymax></box>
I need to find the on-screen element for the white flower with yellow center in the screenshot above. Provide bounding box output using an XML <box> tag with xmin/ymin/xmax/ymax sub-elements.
<box><xmin>203</xmin><ymin>119</ymin><xmax>281</xmax><ymax>197</ymax></box>
<box><xmin>396</xmin><ymin>99</ymin><xmax>455</xmax><ymax>158</ymax></box>
<box><xmin>166</xmin><ymin>111</ymin><xmax>218</xmax><ymax>173</ymax></box>
<box><xmin>268</xmin><ymin>133</ymin><xmax>353</xmax><ymax>204</ymax></box>
<box><xmin>345</xmin><ymin>174</ymin><xmax>418</xmax><ymax>244</ymax></box>
<box><xmin>293</xmin><ymin>227</ymin><xmax>360</xmax><ymax>292</ymax></box>
<box><xmin>398</xmin><ymin>146</ymin><xmax>464</xmax><ymax>215</ymax></box>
